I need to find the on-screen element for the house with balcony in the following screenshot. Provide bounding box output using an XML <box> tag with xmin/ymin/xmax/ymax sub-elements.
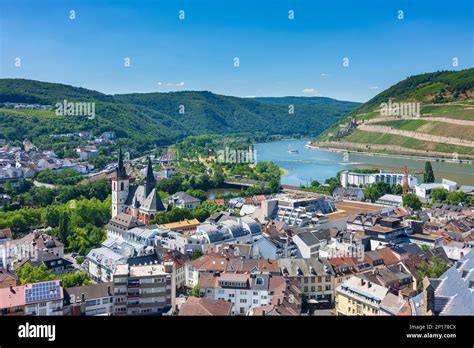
<box><xmin>63</xmin><ymin>282</ymin><xmax>114</xmax><ymax>316</ymax></box>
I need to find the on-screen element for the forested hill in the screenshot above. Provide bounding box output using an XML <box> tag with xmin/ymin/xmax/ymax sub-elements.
<box><xmin>0</xmin><ymin>79</ymin><xmax>359</xmax><ymax>150</ymax></box>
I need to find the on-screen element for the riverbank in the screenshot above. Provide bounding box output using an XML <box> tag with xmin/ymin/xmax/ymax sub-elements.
<box><xmin>306</xmin><ymin>143</ymin><xmax>474</xmax><ymax>165</ymax></box>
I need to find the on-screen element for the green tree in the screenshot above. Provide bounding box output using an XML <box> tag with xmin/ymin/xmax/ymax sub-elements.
<box><xmin>325</xmin><ymin>177</ymin><xmax>341</xmax><ymax>194</ymax></box>
<box><xmin>156</xmin><ymin>175</ymin><xmax>183</xmax><ymax>194</ymax></box>
<box><xmin>446</xmin><ymin>191</ymin><xmax>467</xmax><ymax>205</ymax></box>
<box><xmin>17</xmin><ymin>263</ymin><xmax>55</xmax><ymax>284</ymax></box>
<box><xmin>191</xmin><ymin>208</ymin><xmax>210</xmax><ymax>222</ymax></box>
<box><xmin>469</xmin><ymin>196</ymin><xmax>474</xmax><ymax>207</ymax></box>
<box><xmin>364</xmin><ymin>185</ymin><xmax>380</xmax><ymax>202</ymax></box>
<box><xmin>417</xmin><ymin>257</ymin><xmax>448</xmax><ymax>289</ymax></box>
<box><xmin>420</xmin><ymin>245</ymin><xmax>432</xmax><ymax>253</ymax></box>
<box><xmin>403</xmin><ymin>193</ymin><xmax>422</xmax><ymax>210</ymax></box>
<box><xmin>192</xmin><ymin>250</ymin><xmax>203</xmax><ymax>260</ymax></box>
<box><xmin>310</xmin><ymin>180</ymin><xmax>320</xmax><ymax>187</ymax></box>
<box><xmin>185</xmin><ymin>189</ymin><xmax>208</xmax><ymax>202</ymax></box>
<box><xmin>392</xmin><ymin>184</ymin><xmax>403</xmax><ymax>195</ymax></box>
<box><xmin>60</xmin><ymin>272</ymin><xmax>91</xmax><ymax>288</ymax></box>
<box><xmin>431</xmin><ymin>188</ymin><xmax>448</xmax><ymax>203</ymax></box>
<box><xmin>4</xmin><ymin>180</ymin><xmax>12</xmax><ymax>195</ymax></box>
<box><xmin>191</xmin><ymin>283</ymin><xmax>200</xmax><ymax>297</ymax></box>
<box><xmin>267</xmin><ymin>178</ymin><xmax>281</xmax><ymax>193</ymax></box>
<box><xmin>58</xmin><ymin>212</ymin><xmax>70</xmax><ymax>245</ymax></box>
<box><xmin>423</xmin><ymin>162</ymin><xmax>435</xmax><ymax>183</ymax></box>
<box><xmin>212</xmin><ymin>166</ymin><xmax>225</xmax><ymax>186</ymax></box>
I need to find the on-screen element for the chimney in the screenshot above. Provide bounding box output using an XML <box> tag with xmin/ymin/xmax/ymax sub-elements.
<box><xmin>107</xmin><ymin>286</ymin><xmax>111</xmax><ymax>296</ymax></box>
<box><xmin>81</xmin><ymin>293</ymin><xmax>85</xmax><ymax>302</ymax></box>
<box><xmin>368</xmin><ymin>282</ymin><xmax>372</xmax><ymax>288</ymax></box>
<box><xmin>262</xmin><ymin>310</ymin><xmax>266</xmax><ymax>316</ymax></box>
<box><xmin>10</xmin><ymin>285</ymin><xmax>15</xmax><ymax>294</ymax></box>
<box><xmin>277</xmin><ymin>298</ymin><xmax>281</xmax><ymax>306</ymax></box>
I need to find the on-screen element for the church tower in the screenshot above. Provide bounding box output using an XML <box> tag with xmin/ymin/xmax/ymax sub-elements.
<box><xmin>144</xmin><ymin>156</ymin><xmax>156</xmax><ymax>197</ymax></box>
<box><xmin>111</xmin><ymin>149</ymin><xmax>129</xmax><ymax>217</ymax></box>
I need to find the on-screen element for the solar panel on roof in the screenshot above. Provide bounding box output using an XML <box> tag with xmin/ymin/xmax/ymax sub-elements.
<box><xmin>24</xmin><ymin>281</ymin><xmax>61</xmax><ymax>303</ymax></box>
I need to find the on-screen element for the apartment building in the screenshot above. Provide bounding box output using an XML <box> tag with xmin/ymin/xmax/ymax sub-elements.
<box><xmin>199</xmin><ymin>272</ymin><xmax>287</xmax><ymax>315</ymax></box>
<box><xmin>340</xmin><ymin>170</ymin><xmax>418</xmax><ymax>189</ymax></box>
<box><xmin>279</xmin><ymin>258</ymin><xmax>334</xmax><ymax>302</ymax></box>
<box><xmin>113</xmin><ymin>261</ymin><xmax>175</xmax><ymax>316</ymax></box>
<box><xmin>262</xmin><ymin>194</ymin><xmax>336</xmax><ymax>227</ymax></box>
<box><xmin>335</xmin><ymin>275</ymin><xmax>410</xmax><ymax>316</ymax></box>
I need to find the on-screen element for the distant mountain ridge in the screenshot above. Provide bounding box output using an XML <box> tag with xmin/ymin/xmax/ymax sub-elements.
<box><xmin>0</xmin><ymin>79</ymin><xmax>360</xmax><ymax>150</ymax></box>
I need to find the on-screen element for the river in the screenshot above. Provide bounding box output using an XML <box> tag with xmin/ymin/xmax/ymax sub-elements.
<box><xmin>254</xmin><ymin>139</ymin><xmax>474</xmax><ymax>186</ymax></box>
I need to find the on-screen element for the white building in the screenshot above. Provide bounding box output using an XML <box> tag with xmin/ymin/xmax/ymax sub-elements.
<box><xmin>340</xmin><ymin>170</ymin><xmax>417</xmax><ymax>188</ymax></box>
<box><xmin>376</xmin><ymin>194</ymin><xmax>403</xmax><ymax>207</ymax></box>
<box><xmin>415</xmin><ymin>179</ymin><xmax>457</xmax><ymax>199</ymax></box>
<box><xmin>292</xmin><ymin>230</ymin><xmax>329</xmax><ymax>258</ymax></box>
<box><xmin>199</xmin><ymin>272</ymin><xmax>286</xmax><ymax>315</ymax></box>
<box><xmin>164</xmin><ymin>192</ymin><xmax>201</xmax><ymax>210</ymax></box>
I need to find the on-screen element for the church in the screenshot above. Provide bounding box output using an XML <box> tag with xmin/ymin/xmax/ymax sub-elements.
<box><xmin>111</xmin><ymin>150</ymin><xmax>166</xmax><ymax>224</ymax></box>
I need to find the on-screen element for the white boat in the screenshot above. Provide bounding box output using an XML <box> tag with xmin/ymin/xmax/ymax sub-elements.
<box><xmin>288</xmin><ymin>145</ymin><xmax>299</xmax><ymax>154</ymax></box>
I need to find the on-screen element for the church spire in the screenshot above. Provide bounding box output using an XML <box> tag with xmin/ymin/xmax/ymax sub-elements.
<box><xmin>116</xmin><ymin>148</ymin><xmax>127</xmax><ymax>178</ymax></box>
<box><xmin>144</xmin><ymin>156</ymin><xmax>156</xmax><ymax>196</ymax></box>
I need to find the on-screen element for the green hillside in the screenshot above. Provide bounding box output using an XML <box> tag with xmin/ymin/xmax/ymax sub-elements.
<box><xmin>351</xmin><ymin>68</ymin><xmax>474</xmax><ymax>115</ymax></box>
<box><xmin>314</xmin><ymin>68</ymin><xmax>474</xmax><ymax>159</ymax></box>
<box><xmin>0</xmin><ymin>79</ymin><xmax>359</xmax><ymax>151</ymax></box>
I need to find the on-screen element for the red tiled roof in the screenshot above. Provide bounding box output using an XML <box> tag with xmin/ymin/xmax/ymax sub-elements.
<box><xmin>377</xmin><ymin>248</ymin><xmax>400</xmax><ymax>266</ymax></box>
<box><xmin>190</xmin><ymin>255</ymin><xmax>228</xmax><ymax>271</ymax></box>
<box><xmin>179</xmin><ymin>297</ymin><xmax>232</xmax><ymax>316</ymax></box>
<box><xmin>328</xmin><ymin>257</ymin><xmax>357</xmax><ymax>266</ymax></box>
<box><xmin>208</xmin><ymin>199</ymin><xmax>225</xmax><ymax>205</ymax></box>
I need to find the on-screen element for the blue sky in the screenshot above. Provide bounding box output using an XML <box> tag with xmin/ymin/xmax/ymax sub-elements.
<box><xmin>1</xmin><ymin>0</ymin><xmax>473</xmax><ymax>102</ymax></box>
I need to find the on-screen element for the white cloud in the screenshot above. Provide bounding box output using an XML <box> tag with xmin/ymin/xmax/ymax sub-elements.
<box><xmin>320</xmin><ymin>73</ymin><xmax>330</xmax><ymax>77</ymax></box>
<box><xmin>166</xmin><ymin>82</ymin><xmax>185</xmax><ymax>87</ymax></box>
<box><xmin>369</xmin><ymin>86</ymin><xmax>379</xmax><ymax>90</ymax></box>
<box><xmin>157</xmin><ymin>82</ymin><xmax>163</xmax><ymax>86</ymax></box>
<box><xmin>302</xmin><ymin>88</ymin><xmax>321</xmax><ymax>96</ymax></box>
